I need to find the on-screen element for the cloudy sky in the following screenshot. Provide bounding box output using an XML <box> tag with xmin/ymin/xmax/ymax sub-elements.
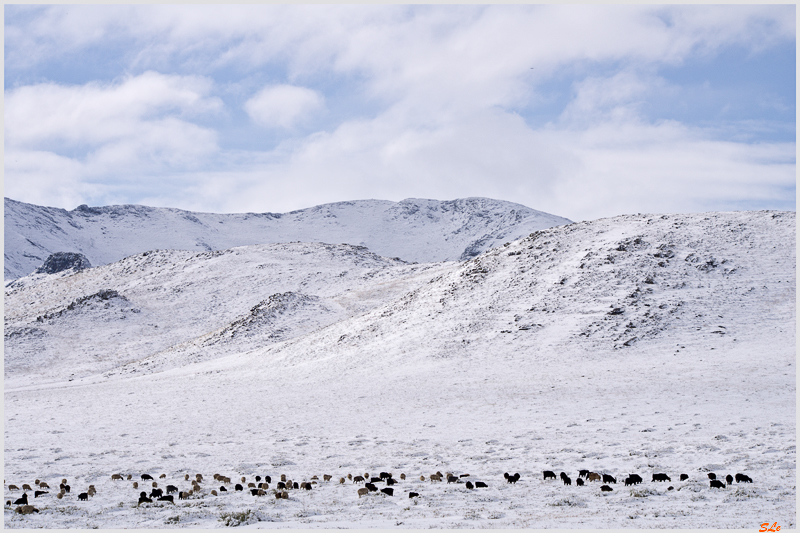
<box><xmin>4</xmin><ymin>5</ymin><xmax>795</xmax><ymax>221</ymax></box>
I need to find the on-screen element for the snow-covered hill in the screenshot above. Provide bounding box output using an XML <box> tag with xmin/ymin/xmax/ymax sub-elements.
<box><xmin>3</xmin><ymin>196</ymin><xmax>571</xmax><ymax>280</ymax></box>
<box><xmin>4</xmin><ymin>210</ymin><xmax>795</xmax><ymax>528</ymax></box>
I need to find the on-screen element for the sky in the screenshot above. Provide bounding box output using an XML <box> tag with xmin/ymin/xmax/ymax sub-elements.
<box><xmin>3</xmin><ymin>4</ymin><xmax>796</xmax><ymax>221</ymax></box>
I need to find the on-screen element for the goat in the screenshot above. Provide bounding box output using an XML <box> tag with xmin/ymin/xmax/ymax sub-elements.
<box><xmin>543</xmin><ymin>471</ymin><xmax>556</xmax><ymax>480</ymax></box>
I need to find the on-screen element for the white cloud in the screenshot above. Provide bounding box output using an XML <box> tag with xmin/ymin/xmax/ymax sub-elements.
<box><xmin>244</xmin><ymin>85</ymin><xmax>324</xmax><ymax>129</ymax></box>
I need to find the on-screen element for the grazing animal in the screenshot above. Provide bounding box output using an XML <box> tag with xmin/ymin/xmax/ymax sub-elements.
<box><xmin>560</xmin><ymin>472</ymin><xmax>568</xmax><ymax>482</ymax></box>
<box><xmin>475</xmin><ymin>481</ymin><xmax>488</xmax><ymax>488</ymax></box>
<box><xmin>235</xmin><ymin>484</ymin><xmax>243</xmax><ymax>491</ymax></box>
<box><xmin>304</xmin><ymin>483</ymin><xmax>312</xmax><ymax>491</ymax></box>
<box><xmin>78</xmin><ymin>492</ymin><xmax>89</xmax><ymax>501</ymax></box>
<box><xmin>64</xmin><ymin>485</ymin><xmax>71</xmax><ymax>493</ymax></box>
<box><xmin>35</xmin><ymin>480</ymin><xmax>41</xmax><ymax>487</ymax></box>
<box><xmin>56</xmin><ymin>493</ymin><xmax>63</xmax><ymax>500</ymax></box>
<box><xmin>602</xmin><ymin>474</ymin><xmax>616</xmax><ymax>484</ymax></box>
<box><xmin>340</xmin><ymin>478</ymin><xmax>346</xmax><ymax>484</ymax></box>
<box><xmin>132</xmin><ymin>482</ymin><xmax>138</xmax><ymax>489</ymax></box>
<box><xmin>13</xmin><ymin>494</ymin><xmax>28</xmax><ymax>505</ymax></box>
<box><xmin>353</xmin><ymin>476</ymin><xmax>364</xmax><ymax>484</ymax></box>
<box><xmin>365</xmin><ymin>483</ymin><xmax>378</xmax><ymax>492</ymax></box>
<box><xmin>380</xmin><ymin>472</ymin><xmax>391</xmax><ymax>480</ymax></box>
<box><xmin>625</xmin><ymin>474</ymin><xmax>643</xmax><ymax>486</ymax></box>
<box><xmin>39</xmin><ymin>482</ymin><xmax>49</xmax><ymax>489</ymax></box>
<box><xmin>508</xmin><ymin>473</ymin><xmax>520</xmax><ymax>484</ymax></box>
<box><xmin>111</xmin><ymin>474</ymin><xmax>123</xmax><ymax>481</ymax></box>
<box><xmin>158</xmin><ymin>495</ymin><xmax>174</xmax><ymax>504</ymax></box>
<box><xmin>543</xmin><ymin>470</ymin><xmax>556</xmax><ymax>481</ymax></box>
<box><xmin>220</xmin><ymin>486</ymin><xmax>227</xmax><ymax>492</ymax></box>
<box><xmin>447</xmin><ymin>475</ymin><xmax>459</xmax><ymax>484</ymax></box>
<box><xmin>707</xmin><ymin>473</ymin><xmax>716</xmax><ymax>480</ymax></box>
<box><xmin>179</xmin><ymin>492</ymin><xmax>189</xmax><ymax>500</ymax></box>
<box><xmin>137</xmin><ymin>494</ymin><xmax>152</xmax><ymax>505</ymax></box>
<box><xmin>255</xmin><ymin>476</ymin><xmax>262</xmax><ymax>482</ymax></box>
<box><xmin>248</xmin><ymin>482</ymin><xmax>256</xmax><ymax>488</ymax></box>
<box><xmin>185</xmin><ymin>474</ymin><xmax>190</xmax><ymax>481</ymax></box>
<box><xmin>430</xmin><ymin>474</ymin><xmax>442</xmax><ymax>482</ymax></box>
<box><xmin>211</xmin><ymin>490</ymin><xmax>218</xmax><ymax>496</ymax></box>
<box><xmin>381</xmin><ymin>487</ymin><xmax>394</xmax><ymax>496</ymax></box>
<box><xmin>15</xmin><ymin>505</ymin><xmax>39</xmax><ymax>514</ymax></box>
<box><xmin>159</xmin><ymin>474</ymin><xmax>166</xmax><ymax>479</ymax></box>
<box><xmin>22</xmin><ymin>484</ymin><xmax>32</xmax><ymax>491</ymax></box>
<box><xmin>241</xmin><ymin>477</ymin><xmax>246</xmax><ymax>483</ymax></box>
<box><xmin>8</xmin><ymin>485</ymin><xmax>19</xmax><ymax>491</ymax></box>
<box><xmin>277</xmin><ymin>482</ymin><xmax>286</xmax><ymax>489</ymax></box>
<box><xmin>250</xmin><ymin>488</ymin><xmax>260</xmax><ymax>496</ymax></box>
<box><xmin>281</xmin><ymin>474</ymin><xmax>286</xmax><ymax>482</ymax></box>
<box><xmin>357</xmin><ymin>488</ymin><xmax>369</xmax><ymax>498</ymax></box>
<box><xmin>587</xmin><ymin>473</ymin><xmax>601</xmax><ymax>482</ymax></box>
<box><xmin>419</xmin><ymin>476</ymin><xmax>425</xmax><ymax>481</ymax></box>
<box><xmin>400</xmin><ymin>473</ymin><xmax>406</xmax><ymax>480</ymax></box>
<box><xmin>710</xmin><ymin>479</ymin><xmax>726</xmax><ymax>489</ymax></box>
<box><xmin>466</xmin><ymin>481</ymin><xmax>474</xmax><ymax>489</ymax></box>
<box><xmin>265</xmin><ymin>476</ymin><xmax>271</xmax><ymax>483</ymax></box>
<box><xmin>386</xmin><ymin>478</ymin><xmax>396</xmax><ymax>486</ymax></box>
<box><xmin>576</xmin><ymin>478</ymin><xmax>584</xmax><ymax>486</ymax></box>
<box><xmin>196</xmin><ymin>474</ymin><xmax>203</xmax><ymax>482</ymax></box>
<box><xmin>563</xmin><ymin>475</ymin><xmax>572</xmax><ymax>486</ymax></box>
<box><xmin>152</xmin><ymin>482</ymin><xmax>158</xmax><ymax>488</ymax></box>
<box><xmin>370</xmin><ymin>477</ymin><xmax>382</xmax><ymax>483</ymax></box>
<box><xmin>150</xmin><ymin>489</ymin><xmax>163</xmax><ymax>498</ymax></box>
<box><xmin>459</xmin><ymin>473</ymin><xmax>470</xmax><ymax>478</ymax></box>
<box><xmin>578</xmin><ymin>470</ymin><xmax>590</xmax><ymax>478</ymax></box>
<box><xmin>62</xmin><ymin>479</ymin><xmax>68</xmax><ymax>485</ymax></box>
<box><xmin>668</xmin><ymin>486</ymin><xmax>674</xmax><ymax>491</ymax></box>
<box><xmin>680</xmin><ymin>474</ymin><xmax>689</xmax><ymax>481</ymax></box>
<box><xmin>726</xmin><ymin>475</ymin><xmax>734</xmax><ymax>485</ymax></box>
<box><xmin>166</xmin><ymin>485</ymin><xmax>178</xmax><ymax>494</ymax></box>
<box><xmin>600</xmin><ymin>485</ymin><xmax>613</xmax><ymax>492</ymax></box>
<box><xmin>292</xmin><ymin>482</ymin><xmax>299</xmax><ymax>489</ymax></box>
<box><xmin>323</xmin><ymin>475</ymin><xmax>332</xmax><ymax>482</ymax></box>
<box><xmin>735</xmin><ymin>473</ymin><xmax>753</xmax><ymax>483</ymax></box>
<box><xmin>409</xmin><ymin>492</ymin><xmax>419</xmax><ymax>498</ymax></box>
<box><xmin>364</xmin><ymin>473</ymin><xmax>370</xmax><ymax>479</ymax></box>
<box><xmin>141</xmin><ymin>474</ymin><xmax>153</xmax><ymax>481</ymax></box>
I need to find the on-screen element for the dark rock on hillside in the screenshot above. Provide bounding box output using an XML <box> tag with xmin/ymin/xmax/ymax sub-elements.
<box><xmin>35</xmin><ymin>252</ymin><xmax>92</xmax><ymax>275</ymax></box>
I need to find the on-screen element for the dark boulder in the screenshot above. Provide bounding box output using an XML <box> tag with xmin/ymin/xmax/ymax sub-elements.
<box><xmin>36</xmin><ymin>252</ymin><xmax>92</xmax><ymax>275</ymax></box>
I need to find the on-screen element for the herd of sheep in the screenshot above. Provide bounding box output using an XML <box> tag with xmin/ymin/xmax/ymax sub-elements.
<box><xmin>4</xmin><ymin>468</ymin><xmax>754</xmax><ymax>516</ymax></box>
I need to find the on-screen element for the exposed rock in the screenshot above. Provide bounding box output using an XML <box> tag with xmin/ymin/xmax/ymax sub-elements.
<box><xmin>35</xmin><ymin>252</ymin><xmax>92</xmax><ymax>275</ymax></box>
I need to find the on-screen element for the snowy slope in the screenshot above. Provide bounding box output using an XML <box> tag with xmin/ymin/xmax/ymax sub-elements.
<box><xmin>4</xmin><ymin>196</ymin><xmax>571</xmax><ymax>280</ymax></box>
<box><xmin>3</xmin><ymin>210</ymin><xmax>795</xmax><ymax>528</ymax></box>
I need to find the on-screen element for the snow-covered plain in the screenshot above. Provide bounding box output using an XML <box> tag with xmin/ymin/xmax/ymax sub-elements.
<box><xmin>3</xmin><ymin>196</ymin><xmax>571</xmax><ymax>281</ymax></box>
<box><xmin>4</xmin><ymin>210</ymin><xmax>796</xmax><ymax>528</ymax></box>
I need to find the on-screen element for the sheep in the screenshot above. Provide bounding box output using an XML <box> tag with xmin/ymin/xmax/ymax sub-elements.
<box><xmin>235</xmin><ymin>484</ymin><xmax>243</xmax><ymax>491</ymax></box>
<box><xmin>157</xmin><ymin>495</ymin><xmax>174</xmax><ymax>504</ymax></box>
<box><xmin>507</xmin><ymin>473</ymin><xmax>520</xmax><ymax>484</ymax></box>
<box><xmin>576</xmin><ymin>478</ymin><xmax>584</xmax><ymax>486</ymax></box>
<box><xmin>281</xmin><ymin>474</ymin><xmax>287</xmax><ymax>482</ymax></box>
<box><xmin>63</xmin><ymin>484</ymin><xmax>71</xmax><ymax>493</ymax></box>
<box><xmin>211</xmin><ymin>490</ymin><xmax>218</xmax><ymax>496</ymax></box>
<box><xmin>707</xmin><ymin>473</ymin><xmax>716</xmax><ymax>480</ymax></box>
<box><xmin>380</xmin><ymin>472</ymin><xmax>392</xmax><ymax>480</ymax></box>
<box><xmin>559</xmin><ymin>472</ymin><xmax>568</xmax><ymax>482</ymax></box>
<box><xmin>13</xmin><ymin>494</ymin><xmax>28</xmax><ymax>505</ymax></box>
<box><xmin>600</xmin><ymin>485</ymin><xmax>613</xmax><ymax>492</ymax></box>
<box><xmin>166</xmin><ymin>485</ymin><xmax>178</xmax><ymax>494</ymax></box>
<box><xmin>127</xmin><ymin>475</ymin><xmax>132</xmax><ymax>480</ymax></box>
<box><xmin>651</xmin><ymin>473</ymin><xmax>670</xmax><ymax>482</ymax></box>
<box><xmin>111</xmin><ymin>474</ymin><xmax>123</xmax><ymax>481</ymax></box>
<box><xmin>150</xmin><ymin>488</ymin><xmax>163</xmax><ymax>499</ymax></box>
<box><xmin>15</xmin><ymin>505</ymin><xmax>39</xmax><ymax>514</ymax></box>
<box><xmin>562</xmin><ymin>475</ymin><xmax>572</xmax><ymax>486</ymax></box>
<box><xmin>137</xmin><ymin>494</ymin><xmax>152</xmax><ymax>506</ymax></box>
<box><xmin>303</xmin><ymin>483</ymin><xmax>312</xmax><ymax>491</ymax></box>
<box><xmin>587</xmin><ymin>473</ymin><xmax>601</xmax><ymax>482</ymax></box>
<box><xmin>250</xmin><ymin>488</ymin><xmax>260</xmax><ymax>496</ymax></box>
<box><xmin>726</xmin><ymin>475</ymin><xmax>734</xmax><ymax>485</ymax></box>
<box><xmin>179</xmin><ymin>492</ymin><xmax>189</xmax><ymax>500</ymax></box>
<box><xmin>87</xmin><ymin>488</ymin><xmax>96</xmax><ymax>497</ymax></box>
<box><xmin>219</xmin><ymin>486</ymin><xmax>227</xmax><ymax>492</ymax></box>
<box><xmin>62</xmin><ymin>479</ymin><xmax>67</xmax><ymax>485</ymax></box>
<box><xmin>386</xmin><ymin>478</ymin><xmax>397</xmax><ymax>486</ymax></box>
<box><xmin>213</xmin><ymin>474</ymin><xmax>221</xmax><ymax>481</ymax></box>
<box><xmin>347</xmin><ymin>474</ymin><xmax>352</xmax><ymax>480</ymax></box>
<box><xmin>429</xmin><ymin>474</ymin><xmax>442</xmax><ymax>482</ymax></box>
<box><xmin>286</xmin><ymin>479</ymin><xmax>293</xmax><ymax>488</ymax></box>
<box><xmin>277</xmin><ymin>482</ymin><xmax>286</xmax><ymax>490</ymax></box>
<box><xmin>323</xmin><ymin>475</ymin><xmax>332</xmax><ymax>482</ymax></box>
<box><xmin>56</xmin><ymin>493</ymin><xmax>64</xmax><ymax>500</ymax></box>
<box><xmin>370</xmin><ymin>477</ymin><xmax>382</xmax><ymax>483</ymax></box>
<box><xmin>710</xmin><ymin>479</ymin><xmax>726</xmax><ymax>489</ymax></box>
<box><xmin>365</xmin><ymin>483</ymin><xmax>378</xmax><ymax>492</ymax></box>
<box><xmin>22</xmin><ymin>484</ymin><xmax>32</xmax><ymax>491</ymax></box>
<box><xmin>578</xmin><ymin>470</ymin><xmax>590</xmax><ymax>478</ymax></box>
<box><xmin>419</xmin><ymin>476</ymin><xmax>425</xmax><ymax>481</ymax></box>
<box><xmin>400</xmin><ymin>473</ymin><xmax>406</xmax><ymax>480</ymax></box>
<box><xmin>280</xmin><ymin>491</ymin><xmax>289</xmax><ymax>499</ymax></box>
<box><xmin>293</xmin><ymin>482</ymin><xmax>299</xmax><ymax>490</ymax></box>
<box><xmin>475</xmin><ymin>482</ymin><xmax>488</xmax><ymax>488</ymax></box>
<box><xmin>447</xmin><ymin>475</ymin><xmax>459</xmax><ymax>484</ymax></box>
<box><xmin>543</xmin><ymin>471</ymin><xmax>557</xmax><ymax>480</ymax></box>
<box><xmin>735</xmin><ymin>473</ymin><xmax>753</xmax><ymax>483</ymax></box>
<box><xmin>465</xmin><ymin>481</ymin><xmax>474</xmax><ymax>490</ymax></box>
<box><xmin>196</xmin><ymin>474</ymin><xmax>203</xmax><ymax>482</ymax></box>
<box><xmin>8</xmin><ymin>485</ymin><xmax>19</xmax><ymax>491</ymax></box>
<box><xmin>78</xmin><ymin>492</ymin><xmax>89</xmax><ymax>501</ymax></box>
<box><xmin>247</xmin><ymin>482</ymin><xmax>256</xmax><ymax>488</ymax></box>
<box><xmin>133</xmin><ymin>482</ymin><xmax>138</xmax><ymax>489</ymax></box>
<box><xmin>141</xmin><ymin>474</ymin><xmax>153</xmax><ymax>481</ymax></box>
<box><xmin>602</xmin><ymin>474</ymin><xmax>616</xmax><ymax>484</ymax></box>
<box><xmin>364</xmin><ymin>473</ymin><xmax>370</xmax><ymax>479</ymax></box>
<box><xmin>381</xmin><ymin>488</ymin><xmax>394</xmax><ymax>496</ymax></box>
<box><xmin>357</xmin><ymin>488</ymin><xmax>369</xmax><ymax>498</ymax></box>
<box><xmin>624</xmin><ymin>474</ymin><xmax>642</xmax><ymax>486</ymax></box>
<box><xmin>353</xmin><ymin>476</ymin><xmax>365</xmax><ymax>484</ymax></box>
<box><xmin>680</xmin><ymin>474</ymin><xmax>689</xmax><ymax>481</ymax></box>
<box><xmin>159</xmin><ymin>474</ymin><xmax>166</xmax><ymax>479</ymax></box>
<box><xmin>264</xmin><ymin>476</ymin><xmax>271</xmax><ymax>483</ymax></box>
<box><xmin>311</xmin><ymin>475</ymin><xmax>319</xmax><ymax>481</ymax></box>
<box><xmin>255</xmin><ymin>476</ymin><xmax>262</xmax><ymax>482</ymax></box>
<box><xmin>409</xmin><ymin>492</ymin><xmax>419</xmax><ymax>498</ymax></box>
<box><xmin>241</xmin><ymin>477</ymin><xmax>246</xmax><ymax>483</ymax></box>
<box><xmin>259</xmin><ymin>483</ymin><xmax>268</xmax><ymax>489</ymax></box>
<box><xmin>185</xmin><ymin>474</ymin><xmax>190</xmax><ymax>481</ymax></box>
<box><xmin>152</xmin><ymin>482</ymin><xmax>158</xmax><ymax>488</ymax></box>
<box><xmin>339</xmin><ymin>478</ymin><xmax>346</xmax><ymax>484</ymax></box>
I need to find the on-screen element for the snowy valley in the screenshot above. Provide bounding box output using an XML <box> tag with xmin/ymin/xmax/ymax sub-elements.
<box><xmin>3</xmin><ymin>203</ymin><xmax>796</xmax><ymax>528</ymax></box>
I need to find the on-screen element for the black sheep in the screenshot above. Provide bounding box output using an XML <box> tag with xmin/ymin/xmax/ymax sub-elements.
<box><xmin>365</xmin><ymin>483</ymin><xmax>378</xmax><ymax>492</ymax></box>
<box><xmin>141</xmin><ymin>474</ymin><xmax>153</xmax><ymax>481</ymax></box>
<box><xmin>707</xmin><ymin>473</ymin><xmax>716</xmax><ymax>480</ymax></box>
<box><xmin>386</xmin><ymin>478</ymin><xmax>396</xmax><ymax>486</ymax></box>
<box><xmin>265</xmin><ymin>476</ymin><xmax>272</xmax><ymax>483</ymax></box>
<box><xmin>735</xmin><ymin>473</ymin><xmax>753</xmax><ymax>483</ymax></box>
<box><xmin>150</xmin><ymin>488</ymin><xmax>163</xmax><ymax>499</ymax></box>
<box><xmin>34</xmin><ymin>491</ymin><xmax>48</xmax><ymax>498</ymax></box>
<box><xmin>578</xmin><ymin>469</ymin><xmax>590</xmax><ymax>478</ymax></box>
<box><xmin>235</xmin><ymin>484</ymin><xmax>243</xmax><ymax>491</ymax></box>
<box><xmin>465</xmin><ymin>481</ymin><xmax>474</xmax><ymax>489</ymax></box>
<box><xmin>447</xmin><ymin>475</ymin><xmax>459</xmax><ymax>484</ymax></box>
<box><xmin>563</xmin><ymin>475</ymin><xmax>572</xmax><ymax>486</ymax></box>
<box><xmin>13</xmin><ymin>494</ymin><xmax>28</xmax><ymax>505</ymax></box>
<box><xmin>507</xmin><ymin>473</ymin><xmax>520</xmax><ymax>484</ymax></box>
<box><xmin>380</xmin><ymin>487</ymin><xmax>394</xmax><ymax>496</ymax></box>
<box><xmin>137</xmin><ymin>495</ymin><xmax>152</xmax><ymax>505</ymax></box>
<box><xmin>78</xmin><ymin>493</ymin><xmax>89</xmax><ymax>501</ymax></box>
<box><xmin>409</xmin><ymin>492</ymin><xmax>419</xmax><ymax>498</ymax></box>
<box><xmin>602</xmin><ymin>474</ymin><xmax>616</xmax><ymax>484</ymax></box>
<box><xmin>543</xmin><ymin>470</ymin><xmax>557</xmax><ymax>480</ymax></box>
<box><xmin>726</xmin><ymin>475</ymin><xmax>734</xmax><ymax>485</ymax></box>
<box><xmin>576</xmin><ymin>478</ymin><xmax>584</xmax><ymax>486</ymax></box>
<box><xmin>680</xmin><ymin>474</ymin><xmax>689</xmax><ymax>481</ymax></box>
<box><xmin>166</xmin><ymin>485</ymin><xmax>178</xmax><ymax>494</ymax></box>
<box><xmin>380</xmin><ymin>472</ymin><xmax>392</xmax><ymax>480</ymax></box>
<box><xmin>710</xmin><ymin>479</ymin><xmax>726</xmax><ymax>489</ymax></box>
<box><xmin>219</xmin><ymin>486</ymin><xmax>227</xmax><ymax>492</ymax></box>
<box><xmin>157</xmin><ymin>495</ymin><xmax>174</xmax><ymax>504</ymax></box>
<box><xmin>600</xmin><ymin>485</ymin><xmax>613</xmax><ymax>492</ymax></box>
<box><xmin>475</xmin><ymin>481</ymin><xmax>488</xmax><ymax>488</ymax></box>
<box><xmin>652</xmin><ymin>473</ymin><xmax>670</xmax><ymax>482</ymax></box>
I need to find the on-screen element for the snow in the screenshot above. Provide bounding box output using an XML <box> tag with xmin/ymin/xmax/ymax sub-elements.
<box><xmin>4</xmin><ymin>209</ymin><xmax>795</xmax><ymax>528</ymax></box>
<box><xmin>3</xmin><ymin>197</ymin><xmax>571</xmax><ymax>280</ymax></box>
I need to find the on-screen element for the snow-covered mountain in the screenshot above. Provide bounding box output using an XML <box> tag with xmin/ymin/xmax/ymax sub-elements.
<box><xmin>3</xmin><ymin>196</ymin><xmax>571</xmax><ymax>280</ymax></box>
<box><xmin>4</xmin><ymin>210</ymin><xmax>795</xmax><ymax>528</ymax></box>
